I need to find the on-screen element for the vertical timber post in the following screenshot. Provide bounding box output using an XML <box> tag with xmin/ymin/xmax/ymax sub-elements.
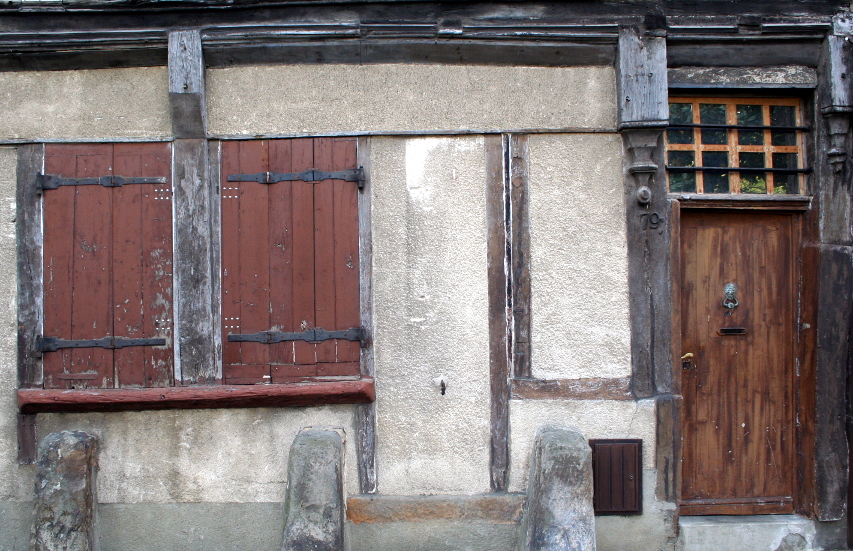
<box><xmin>169</xmin><ymin>29</ymin><xmax>220</xmax><ymax>384</ymax></box>
<box><xmin>617</xmin><ymin>23</ymin><xmax>676</xmax><ymax>503</ymax></box>
<box><xmin>815</xmin><ymin>15</ymin><xmax>853</xmax><ymax>524</ymax></box>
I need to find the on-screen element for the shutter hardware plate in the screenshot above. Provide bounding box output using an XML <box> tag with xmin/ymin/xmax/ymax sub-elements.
<box><xmin>37</xmin><ymin>336</ymin><xmax>167</xmax><ymax>353</ymax></box>
<box><xmin>228</xmin><ymin>167</ymin><xmax>365</xmax><ymax>189</ymax></box>
<box><xmin>37</xmin><ymin>174</ymin><xmax>168</xmax><ymax>194</ymax></box>
<box><xmin>228</xmin><ymin>327</ymin><xmax>366</xmax><ymax>347</ymax></box>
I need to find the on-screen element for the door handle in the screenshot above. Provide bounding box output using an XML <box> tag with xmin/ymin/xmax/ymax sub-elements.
<box><xmin>681</xmin><ymin>352</ymin><xmax>694</xmax><ymax>370</ymax></box>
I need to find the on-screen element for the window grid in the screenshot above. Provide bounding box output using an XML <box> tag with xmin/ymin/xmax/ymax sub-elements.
<box><xmin>666</xmin><ymin>97</ymin><xmax>804</xmax><ymax>195</ymax></box>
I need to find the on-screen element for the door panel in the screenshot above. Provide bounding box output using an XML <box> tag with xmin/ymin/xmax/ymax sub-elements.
<box><xmin>680</xmin><ymin>211</ymin><xmax>798</xmax><ymax>515</ymax></box>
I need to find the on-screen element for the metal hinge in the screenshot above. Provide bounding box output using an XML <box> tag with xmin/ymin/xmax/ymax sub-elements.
<box><xmin>37</xmin><ymin>174</ymin><xmax>168</xmax><ymax>194</ymax></box>
<box><xmin>228</xmin><ymin>327</ymin><xmax>366</xmax><ymax>347</ymax></box>
<box><xmin>227</xmin><ymin>167</ymin><xmax>365</xmax><ymax>189</ymax></box>
<box><xmin>36</xmin><ymin>336</ymin><xmax>167</xmax><ymax>353</ymax></box>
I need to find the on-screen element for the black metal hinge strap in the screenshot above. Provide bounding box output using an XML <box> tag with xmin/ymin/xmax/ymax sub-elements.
<box><xmin>228</xmin><ymin>327</ymin><xmax>366</xmax><ymax>346</ymax></box>
<box><xmin>228</xmin><ymin>167</ymin><xmax>365</xmax><ymax>189</ymax></box>
<box><xmin>37</xmin><ymin>174</ymin><xmax>168</xmax><ymax>193</ymax></box>
<box><xmin>37</xmin><ymin>336</ymin><xmax>167</xmax><ymax>353</ymax></box>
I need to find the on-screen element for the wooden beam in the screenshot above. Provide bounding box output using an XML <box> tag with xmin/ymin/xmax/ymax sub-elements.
<box><xmin>18</xmin><ymin>378</ymin><xmax>375</xmax><ymax>414</ymax></box>
<box><xmin>16</xmin><ymin>413</ymin><xmax>36</xmax><ymax>465</ymax></box>
<box><xmin>16</xmin><ymin>143</ymin><xmax>43</xmax><ymax>389</ymax></box>
<box><xmin>508</xmin><ymin>135</ymin><xmax>531</xmax><ymax>379</ymax></box>
<box><xmin>667</xmin><ymin>41</ymin><xmax>823</xmax><ymax>69</ymax></box>
<box><xmin>821</xmin><ymin>35</ymin><xmax>853</xmax><ymax>114</ymax></box>
<box><xmin>617</xmin><ymin>27</ymin><xmax>668</xmax><ymax>130</ymax></box>
<box><xmin>510</xmin><ymin>377</ymin><xmax>633</xmax><ymax>401</ymax></box>
<box><xmin>814</xmin><ymin>244</ymin><xmax>853</xmax><ymax>521</ymax></box>
<box><xmin>654</xmin><ymin>393</ymin><xmax>680</xmax><ymax>502</ymax></box>
<box><xmin>486</xmin><ymin>134</ymin><xmax>509</xmax><ymax>491</ymax></box>
<box><xmin>169</xmin><ymin>30</ymin><xmax>207</xmax><ymax>139</ymax></box>
<box><xmin>355</xmin><ymin>136</ymin><xmax>377</xmax><ymax>494</ymax></box>
<box><xmin>668</xmin><ymin>66</ymin><xmax>817</xmax><ymax>89</ymax></box>
<box><xmin>173</xmin><ymin>138</ymin><xmax>219</xmax><ymax>384</ymax></box>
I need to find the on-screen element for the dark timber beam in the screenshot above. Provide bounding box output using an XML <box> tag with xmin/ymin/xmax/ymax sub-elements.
<box><xmin>617</xmin><ymin>26</ymin><xmax>672</xmax><ymax>399</ymax></box>
<box><xmin>169</xmin><ymin>30</ymin><xmax>207</xmax><ymax>139</ymax></box>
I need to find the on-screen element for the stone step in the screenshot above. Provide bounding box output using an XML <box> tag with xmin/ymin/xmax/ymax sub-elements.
<box><xmin>677</xmin><ymin>515</ymin><xmax>817</xmax><ymax>551</ymax></box>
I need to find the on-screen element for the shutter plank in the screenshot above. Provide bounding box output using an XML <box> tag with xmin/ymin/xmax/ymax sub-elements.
<box><xmin>235</xmin><ymin>140</ymin><xmax>271</xmax><ymax>374</ymax></box>
<box><xmin>314</xmin><ymin>137</ymin><xmax>337</xmax><ymax>365</ymax></box>
<box><xmin>120</xmin><ymin>143</ymin><xmax>173</xmax><ymax>387</ymax></box>
<box><xmin>71</xmin><ymin>146</ymin><xmax>115</xmax><ymax>388</ymax></box>
<box><xmin>268</xmin><ymin>139</ymin><xmax>296</xmax><ymax>372</ymax></box>
<box><xmin>291</xmin><ymin>139</ymin><xmax>316</xmax><ymax>369</ymax></box>
<box><xmin>333</xmin><ymin>138</ymin><xmax>361</xmax><ymax>368</ymax></box>
<box><xmin>221</xmin><ymin>141</ymin><xmax>243</xmax><ymax>371</ymax></box>
<box><xmin>43</xmin><ymin>146</ymin><xmax>79</xmax><ymax>388</ymax></box>
<box><xmin>111</xmin><ymin>148</ymin><xmax>146</xmax><ymax>387</ymax></box>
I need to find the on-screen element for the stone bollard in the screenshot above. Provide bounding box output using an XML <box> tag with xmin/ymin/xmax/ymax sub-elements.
<box><xmin>519</xmin><ymin>426</ymin><xmax>596</xmax><ymax>551</ymax></box>
<box><xmin>31</xmin><ymin>430</ymin><xmax>99</xmax><ymax>551</ymax></box>
<box><xmin>281</xmin><ymin>429</ymin><xmax>344</xmax><ymax>551</ymax></box>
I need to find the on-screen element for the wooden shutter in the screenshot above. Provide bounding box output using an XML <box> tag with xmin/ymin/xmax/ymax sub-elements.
<box><xmin>42</xmin><ymin>143</ymin><xmax>174</xmax><ymax>389</ymax></box>
<box><xmin>221</xmin><ymin>138</ymin><xmax>361</xmax><ymax>384</ymax></box>
<box><xmin>589</xmin><ymin>439</ymin><xmax>643</xmax><ymax>515</ymax></box>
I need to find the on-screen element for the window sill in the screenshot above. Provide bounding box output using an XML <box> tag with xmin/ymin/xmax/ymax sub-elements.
<box><xmin>669</xmin><ymin>193</ymin><xmax>812</xmax><ymax>210</ymax></box>
<box><xmin>17</xmin><ymin>377</ymin><xmax>375</xmax><ymax>414</ymax></box>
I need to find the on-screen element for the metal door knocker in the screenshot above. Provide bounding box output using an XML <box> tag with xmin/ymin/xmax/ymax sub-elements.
<box><xmin>722</xmin><ymin>283</ymin><xmax>738</xmax><ymax>315</ymax></box>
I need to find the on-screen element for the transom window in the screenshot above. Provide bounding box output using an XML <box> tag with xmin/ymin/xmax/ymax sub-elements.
<box><xmin>666</xmin><ymin>97</ymin><xmax>807</xmax><ymax>195</ymax></box>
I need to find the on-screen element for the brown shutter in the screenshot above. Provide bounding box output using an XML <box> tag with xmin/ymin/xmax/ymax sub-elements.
<box><xmin>589</xmin><ymin>439</ymin><xmax>643</xmax><ymax>515</ymax></box>
<box><xmin>42</xmin><ymin>143</ymin><xmax>174</xmax><ymax>389</ymax></box>
<box><xmin>221</xmin><ymin>138</ymin><xmax>361</xmax><ymax>384</ymax></box>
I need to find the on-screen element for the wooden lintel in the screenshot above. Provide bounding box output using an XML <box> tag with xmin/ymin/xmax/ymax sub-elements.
<box><xmin>168</xmin><ymin>30</ymin><xmax>207</xmax><ymax>139</ymax></box>
<box><xmin>672</xmin><ymin>194</ymin><xmax>812</xmax><ymax>211</ymax></box>
<box><xmin>668</xmin><ymin>66</ymin><xmax>817</xmax><ymax>89</ymax></box>
<box><xmin>17</xmin><ymin>143</ymin><xmax>44</xmax><ymax>389</ymax></box>
<box><xmin>668</xmin><ymin>41</ymin><xmax>823</xmax><ymax>69</ymax></box>
<box><xmin>18</xmin><ymin>378</ymin><xmax>375</xmax><ymax>414</ymax></box>
<box><xmin>486</xmin><ymin>134</ymin><xmax>509</xmax><ymax>491</ymax></box>
<box><xmin>510</xmin><ymin>377</ymin><xmax>633</xmax><ymax>401</ymax></box>
<box><xmin>617</xmin><ymin>27</ymin><xmax>668</xmax><ymax>130</ymax></box>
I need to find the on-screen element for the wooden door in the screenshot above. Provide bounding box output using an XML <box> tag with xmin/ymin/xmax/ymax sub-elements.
<box><xmin>680</xmin><ymin>210</ymin><xmax>799</xmax><ymax>515</ymax></box>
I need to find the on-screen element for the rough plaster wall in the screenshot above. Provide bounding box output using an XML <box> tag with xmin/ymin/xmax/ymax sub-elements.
<box><xmin>0</xmin><ymin>68</ymin><xmax>170</xmax><ymax>141</ymax></box>
<box><xmin>38</xmin><ymin>406</ymin><xmax>358</xmax><ymax>503</ymax></box>
<box><xmin>207</xmin><ymin>65</ymin><xmax>616</xmax><ymax>136</ymax></box>
<box><xmin>527</xmin><ymin>133</ymin><xmax>630</xmax><ymax>380</ymax></box>
<box><xmin>0</xmin><ymin>147</ymin><xmax>33</xmax><ymax>505</ymax></box>
<box><xmin>596</xmin><ymin>470</ymin><xmax>676</xmax><ymax>551</ymax></box>
<box><xmin>371</xmin><ymin>136</ymin><xmax>491</xmax><ymax>495</ymax></box>
<box><xmin>507</xmin><ymin>398</ymin><xmax>656</xmax><ymax>492</ymax></box>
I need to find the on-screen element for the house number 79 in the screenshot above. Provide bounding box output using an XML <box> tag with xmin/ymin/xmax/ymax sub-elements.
<box><xmin>638</xmin><ymin>212</ymin><xmax>662</xmax><ymax>230</ymax></box>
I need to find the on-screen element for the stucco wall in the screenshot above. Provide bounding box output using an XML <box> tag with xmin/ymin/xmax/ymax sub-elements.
<box><xmin>527</xmin><ymin>133</ymin><xmax>631</xmax><ymax>380</ymax></box>
<box><xmin>207</xmin><ymin>65</ymin><xmax>616</xmax><ymax>136</ymax></box>
<box><xmin>0</xmin><ymin>68</ymin><xmax>171</xmax><ymax>141</ymax></box>
<box><xmin>371</xmin><ymin>136</ymin><xmax>492</xmax><ymax>495</ymax></box>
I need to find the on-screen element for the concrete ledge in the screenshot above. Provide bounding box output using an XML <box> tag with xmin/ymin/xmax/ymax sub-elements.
<box><xmin>678</xmin><ymin>515</ymin><xmax>816</xmax><ymax>551</ymax></box>
<box><xmin>347</xmin><ymin>494</ymin><xmax>525</xmax><ymax>524</ymax></box>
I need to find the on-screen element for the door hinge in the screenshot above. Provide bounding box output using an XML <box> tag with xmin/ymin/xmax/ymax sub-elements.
<box><xmin>227</xmin><ymin>167</ymin><xmax>365</xmax><ymax>189</ymax></box>
<box><xmin>36</xmin><ymin>336</ymin><xmax>167</xmax><ymax>353</ymax></box>
<box><xmin>37</xmin><ymin>174</ymin><xmax>168</xmax><ymax>194</ymax></box>
<box><xmin>228</xmin><ymin>327</ymin><xmax>366</xmax><ymax>347</ymax></box>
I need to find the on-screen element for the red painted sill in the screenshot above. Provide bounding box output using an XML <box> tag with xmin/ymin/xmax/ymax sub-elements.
<box><xmin>18</xmin><ymin>377</ymin><xmax>375</xmax><ymax>414</ymax></box>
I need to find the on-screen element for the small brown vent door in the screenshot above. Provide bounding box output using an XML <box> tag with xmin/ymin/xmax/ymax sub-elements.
<box><xmin>221</xmin><ymin>138</ymin><xmax>361</xmax><ymax>384</ymax></box>
<box><xmin>589</xmin><ymin>439</ymin><xmax>642</xmax><ymax>515</ymax></box>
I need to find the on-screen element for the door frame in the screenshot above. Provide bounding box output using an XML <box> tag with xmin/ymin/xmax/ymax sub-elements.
<box><xmin>669</xmin><ymin>196</ymin><xmax>816</xmax><ymax>517</ymax></box>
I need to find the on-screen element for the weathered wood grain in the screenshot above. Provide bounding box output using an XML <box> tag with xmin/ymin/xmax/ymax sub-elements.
<box><xmin>822</xmin><ymin>35</ymin><xmax>853</xmax><ymax>113</ymax></box>
<box><xmin>617</xmin><ymin>27</ymin><xmax>668</xmax><ymax>129</ymax></box>
<box><xmin>486</xmin><ymin>134</ymin><xmax>509</xmax><ymax>492</ymax></box>
<box><xmin>173</xmin><ymin>138</ymin><xmax>218</xmax><ymax>384</ymax></box>
<box><xmin>207</xmin><ymin>140</ymin><xmax>223</xmax><ymax>382</ymax></box>
<box><xmin>510</xmin><ymin>377</ymin><xmax>633</xmax><ymax>401</ymax></box>
<box><xmin>17</xmin><ymin>143</ymin><xmax>44</xmax><ymax>389</ymax></box>
<box><xmin>655</xmin><ymin>393</ymin><xmax>680</xmax><ymax>503</ymax></box>
<box><xmin>16</xmin><ymin>413</ymin><xmax>36</xmax><ymax>465</ymax></box>
<box><xmin>508</xmin><ymin>135</ymin><xmax>531</xmax><ymax>380</ymax></box>
<box><xmin>356</xmin><ymin>136</ymin><xmax>376</xmax><ymax>494</ymax></box>
<box><xmin>814</xmin><ymin>244</ymin><xmax>853</xmax><ymax>521</ymax></box>
<box><xmin>668</xmin><ymin>66</ymin><xmax>817</xmax><ymax>89</ymax></box>
<box><xmin>667</xmin><ymin>41</ymin><xmax>823</xmax><ymax>69</ymax></box>
<box><xmin>168</xmin><ymin>30</ymin><xmax>207</xmax><ymax>139</ymax></box>
<box><xmin>18</xmin><ymin>377</ymin><xmax>375</xmax><ymax>413</ymax></box>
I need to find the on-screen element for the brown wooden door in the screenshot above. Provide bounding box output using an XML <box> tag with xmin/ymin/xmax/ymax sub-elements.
<box><xmin>680</xmin><ymin>210</ymin><xmax>799</xmax><ymax>515</ymax></box>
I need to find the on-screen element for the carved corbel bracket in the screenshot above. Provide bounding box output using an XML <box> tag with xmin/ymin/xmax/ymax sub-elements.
<box><xmin>824</xmin><ymin>112</ymin><xmax>851</xmax><ymax>174</ymax></box>
<box><xmin>624</xmin><ymin>128</ymin><xmax>664</xmax><ymax>204</ymax></box>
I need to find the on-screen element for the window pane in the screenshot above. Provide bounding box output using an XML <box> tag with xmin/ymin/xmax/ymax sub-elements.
<box><xmin>770</xmin><ymin>105</ymin><xmax>797</xmax><ymax>145</ymax></box>
<box><xmin>772</xmin><ymin>153</ymin><xmax>797</xmax><ymax>170</ymax></box>
<box><xmin>740</xmin><ymin>174</ymin><xmax>767</xmax><ymax>193</ymax></box>
<box><xmin>669</xmin><ymin>150</ymin><xmax>695</xmax><ymax>167</ymax></box>
<box><xmin>669</xmin><ymin>172</ymin><xmax>696</xmax><ymax>193</ymax></box>
<box><xmin>737</xmin><ymin>104</ymin><xmax>764</xmax><ymax>145</ymax></box>
<box><xmin>667</xmin><ymin>129</ymin><xmax>694</xmax><ymax>144</ymax></box>
<box><xmin>669</xmin><ymin>103</ymin><xmax>693</xmax><ymax>125</ymax></box>
<box><xmin>702</xmin><ymin>151</ymin><xmax>728</xmax><ymax>168</ymax></box>
<box><xmin>739</xmin><ymin>152</ymin><xmax>765</xmax><ymax>169</ymax></box>
<box><xmin>701</xmin><ymin>129</ymin><xmax>727</xmax><ymax>145</ymax></box>
<box><xmin>772</xmin><ymin>153</ymin><xmax>799</xmax><ymax>194</ymax></box>
<box><xmin>700</xmin><ymin>104</ymin><xmax>726</xmax><ymax>125</ymax></box>
<box><xmin>704</xmin><ymin>172</ymin><xmax>730</xmax><ymax>193</ymax></box>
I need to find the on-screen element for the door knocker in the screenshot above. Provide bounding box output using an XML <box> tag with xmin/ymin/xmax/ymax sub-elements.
<box><xmin>722</xmin><ymin>283</ymin><xmax>738</xmax><ymax>315</ymax></box>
